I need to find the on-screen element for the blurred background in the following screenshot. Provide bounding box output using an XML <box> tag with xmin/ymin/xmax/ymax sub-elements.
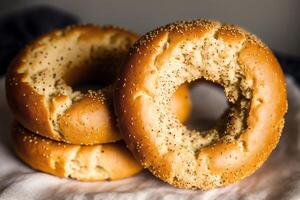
<box><xmin>0</xmin><ymin>0</ymin><xmax>299</xmax><ymax>56</ymax></box>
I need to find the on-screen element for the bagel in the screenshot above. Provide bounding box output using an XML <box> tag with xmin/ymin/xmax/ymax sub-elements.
<box><xmin>12</xmin><ymin>122</ymin><xmax>142</xmax><ymax>181</ymax></box>
<box><xmin>6</xmin><ymin>25</ymin><xmax>191</xmax><ymax>145</ymax></box>
<box><xmin>115</xmin><ymin>19</ymin><xmax>287</xmax><ymax>189</ymax></box>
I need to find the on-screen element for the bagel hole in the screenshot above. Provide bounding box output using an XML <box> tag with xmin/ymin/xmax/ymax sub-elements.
<box><xmin>185</xmin><ymin>80</ymin><xmax>228</xmax><ymax>132</ymax></box>
<box><xmin>65</xmin><ymin>61</ymin><xmax>120</xmax><ymax>92</ymax></box>
<box><xmin>63</xmin><ymin>48</ymin><xmax>130</xmax><ymax>93</ymax></box>
<box><xmin>72</xmin><ymin>80</ymin><xmax>109</xmax><ymax>92</ymax></box>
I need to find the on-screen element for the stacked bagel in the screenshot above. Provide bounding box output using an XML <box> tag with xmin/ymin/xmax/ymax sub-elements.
<box><xmin>6</xmin><ymin>25</ymin><xmax>191</xmax><ymax>181</ymax></box>
<box><xmin>6</xmin><ymin>19</ymin><xmax>287</xmax><ymax>190</ymax></box>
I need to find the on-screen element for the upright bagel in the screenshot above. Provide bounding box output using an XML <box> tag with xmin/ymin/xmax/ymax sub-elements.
<box><xmin>115</xmin><ymin>20</ymin><xmax>287</xmax><ymax>189</ymax></box>
<box><xmin>6</xmin><ymin>25</ymin><xmax>191</xmax><ymax>145</ymax></box>
<box><xmin>12</xmin><ymin>122</ymin><xmax>142</xmax><ymax>181</ymax></box>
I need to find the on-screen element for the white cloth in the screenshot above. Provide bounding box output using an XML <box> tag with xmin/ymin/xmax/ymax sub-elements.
<box><xmin>1</xmin><ymin>77</ymin><xmax>300</xmax><ymax>200</ymax></box>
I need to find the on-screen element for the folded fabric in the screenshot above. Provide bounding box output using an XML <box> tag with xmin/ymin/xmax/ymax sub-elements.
<box><xmin>0</xmin><ymin>6</ymin><xmax>78</xmax><ymax>76</ymax></box>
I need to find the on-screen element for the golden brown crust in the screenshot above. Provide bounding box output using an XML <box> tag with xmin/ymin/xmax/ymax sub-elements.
<box><xmin>114</xmin><ymin>19</ymin><xmax>287</xmax><ymax>189</ymax></box>
<box><xmin>58</xmin><ymin>90</ymin><xmax>121</xmax><ymax>144</ymax></box>
<box><xmin>12</xmin><ymin>122</ymin><xmax>142</xmax><ymax>181</ymax></box>
<box><xmin>6</xmin><ymin>25</ymin><xmax>191</xmax><ymax>145</ymax></box>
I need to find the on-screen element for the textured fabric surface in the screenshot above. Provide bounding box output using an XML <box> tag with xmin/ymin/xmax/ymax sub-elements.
<box><xmin>0</xmin><ymin>77</ymin><xmax>300</xmax><ymax>200</ymax></box>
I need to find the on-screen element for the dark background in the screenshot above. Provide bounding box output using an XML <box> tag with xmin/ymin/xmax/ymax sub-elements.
<box><xmin>0</xmin><ymin>0</ymin><xmax>299</xmax><ymax>56</ymax></box>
